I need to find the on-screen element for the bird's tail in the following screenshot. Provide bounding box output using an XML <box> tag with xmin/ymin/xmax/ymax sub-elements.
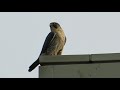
<box><xmin>28</xmin><ymin>58</ymin><xmax>39</xmax><ymax>72</ymax></box>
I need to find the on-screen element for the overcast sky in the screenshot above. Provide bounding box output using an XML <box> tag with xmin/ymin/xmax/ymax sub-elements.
<box><xmin>0</xmin><ymin>12</ymin><xmax>120</xmax><ymax>78</ymax></box>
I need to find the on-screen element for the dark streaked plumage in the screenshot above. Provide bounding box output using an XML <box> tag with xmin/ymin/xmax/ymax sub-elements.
<box><xmin>28</xmin><ymin>22</ymin><xmax>66</xmax><ymax>72</ymax></box>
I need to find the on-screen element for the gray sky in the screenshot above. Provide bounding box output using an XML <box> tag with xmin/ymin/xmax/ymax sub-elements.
<box><xmin>0</xmin><ymin>12</ymin><xmax>120</xmax><ymax>78</ymax></box>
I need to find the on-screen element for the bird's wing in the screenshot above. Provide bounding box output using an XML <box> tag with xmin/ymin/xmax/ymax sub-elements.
<box><xmin>28</xmin><ymin>32</ymin><xmax>56</xmax><ymax>72</ymax></box>
<box><xmin>40</xmin><ymin>32</ymin><xmax>56</xmax><ymax>55</ymax></box>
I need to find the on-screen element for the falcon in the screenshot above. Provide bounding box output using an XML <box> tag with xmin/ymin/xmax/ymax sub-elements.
<box><xmin>28</xmin><ymin>22</ymin><xmax>66</xmax><ymax>72</ymax></box>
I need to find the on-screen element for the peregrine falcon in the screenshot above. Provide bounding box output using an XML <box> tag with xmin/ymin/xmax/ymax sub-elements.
<box><xmin>28</xmin><ymin>22</ymin><xmax>66</xmax><ymax>72</ymax></box>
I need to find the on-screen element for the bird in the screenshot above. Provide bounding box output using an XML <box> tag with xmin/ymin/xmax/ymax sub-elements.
<box><xmin>28</xmin><ymin>22</ymin><xmax>66</xmax><ymax>72</ymax></box>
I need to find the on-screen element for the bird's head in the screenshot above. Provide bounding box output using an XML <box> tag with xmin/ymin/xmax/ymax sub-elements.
<box><xmin>50</xmin><ymin>22</ymin><xmax>62</xmax><ymax>32</ymax></box>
